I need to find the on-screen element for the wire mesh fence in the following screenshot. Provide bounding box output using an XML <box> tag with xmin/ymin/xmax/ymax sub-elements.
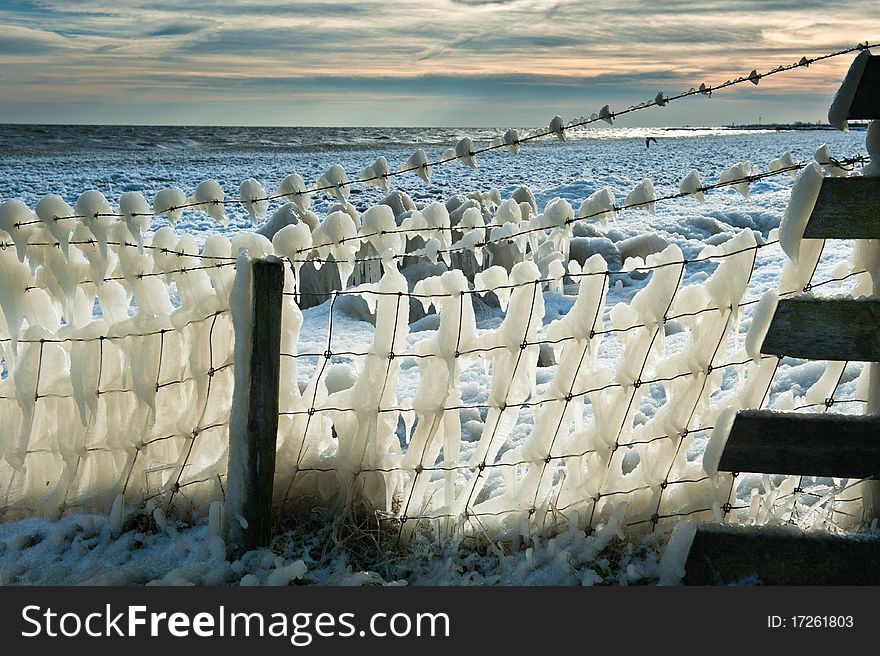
<box><xmin>0</xmin><ymin>148</ymin><xmax>873</xmax><ymax>548</ymax></box>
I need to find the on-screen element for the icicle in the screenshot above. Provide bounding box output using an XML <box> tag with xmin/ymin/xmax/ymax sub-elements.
<box><xmin>34</xmin><ymin>194</ymin><xmax>75</xmax><ymax>258</ymax></box>
<box><xmin>0</xmin><ymin>199</ymin><xmax>36</xmax><ymax>262</ymax></box>
<box><xmin>118</xmin><ymin>191</ymin><xmax>152</xmax><ymax>251</ymax></box>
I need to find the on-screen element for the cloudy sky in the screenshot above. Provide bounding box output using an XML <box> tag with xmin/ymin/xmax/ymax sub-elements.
<box><xmin>0</xmin><ymin>0</ymin><xmax>878</xmax><ymax>126</ymax></box>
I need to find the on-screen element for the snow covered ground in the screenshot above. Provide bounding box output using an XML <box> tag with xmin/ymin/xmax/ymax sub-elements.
<box><xmin>0</xmin><ymin>124</ymin><xmax>872</xmax><ymax>585</ymax></box>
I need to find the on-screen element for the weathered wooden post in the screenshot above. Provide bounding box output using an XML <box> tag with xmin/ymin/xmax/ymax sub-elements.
<box><xmin>226</xmin><ymin>254</ymin><xmax>285</xmax><ymax>554</ymax></box>
<box><xmin>679</xmin><ymin>51</ymin><xmax>880</xmax><ymax>584</ymax></box>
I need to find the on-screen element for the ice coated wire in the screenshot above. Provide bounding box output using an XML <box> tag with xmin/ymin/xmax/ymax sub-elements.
<box><xmin>4</xmin><ymin>53</ymin><xmax>873</xmax><ymax>527</ymax></box>
<box><xmin>5</xmin><ymin>40</ymin><xmax>875</xmax><ymax>232</ymax></box>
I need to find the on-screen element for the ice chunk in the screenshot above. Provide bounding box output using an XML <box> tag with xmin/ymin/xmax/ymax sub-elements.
<box><xmin>503</xmin><ymin>128</ymin><xmax>521</xmax><ymax>154</ymax></box>
<box><xmin>678</xmin><ymin>170</ymin><xmax>705</xmax><ymax>203</ymax></box>
<box><xmin>317</xmin><ymin>164</ymin><xmax>350</xmax><ymax>202</ymax></box>
<box><xmin>153</xmin><ymin>187</ymin><xmax>187</xmax><ymax>224</ymax></box>
<box><xmin>748</xmin><ymin>69</ymin><xmax>760</xmax><ymax>85</ymax></box>
<box><xmin>230</xmin><ymin>232</ymin><xmax>274</xmax><ymax>260</ymax></box>
<box><xmin>361</xmin><ymin>156</ymin><xmax>391</xmax><ymax>191</ymax></box>
<box><xmin>360</xmin><ymin>204</ymin><xmax>402</xmax><ymax>258</ymax></box>
<box><xmin>623</xmin><ymin>179</ymin><xmax>657</xmax><ymax>213</ymax></box>
<box><xmin>655</xmin><ymin>91</ymin><xmax>667</xmax><ymax>106</ymax></box>
<box><xmin>578</xmin><ymin>188</ymin><xmax>616</xmax><ymax>228</ymax></box>
<box><xmin>598</xmin><ymin>104</ymin><xmax>613</xmax><ymax>125</ymax></box>
<box><xmin>549</xmin><ymin>115</ymin><xmax>566</xmax><ymax>141</ymax></box>
<box><xmin>455</xmin><ymin>137</ymin><xmax>477</xmax><ymax>169</ymax></box>
<box><xmin>187</xmin><ymin>179</ymin><xmax>227</xmax><ymax>225</ymax></box>
<box><xmin>239</xmin><ymin>178</ymin><xmax>269</xmax><ymax>225</ymax></box>
<box><xmin>118</xmin><ymin>191</ymin><xmax>152</xmax><ymax>251</ymax></box>
<box><xmin>768</xmin><ymin>151</ymin><xmax>798</xmax><ymax>177</ymax></box>
<box><xmin>828</xmin><ymin>49</ymin><xmax>870</xmax><ymax>131</ymax></box>
<box><xmin>34</xmin><ymin>194</ymin><xmax>75</xmax><ymax>257</ymax></box>
<box><xmin>778</xmin><ymin>162</ymin><xmax>822</xmax><ymax>264</ymax></box>
<box><xmin>814</xmin><ymin>144</ymin><xmax>848</xmax><ymax>177</ymax></box>
<box><xmin>401</xmin><ymin>149</ymin><xmax>432</xmax><ymax>183</ymax></box>
<box><xmin>274</xmin><ymin>173</ymin><xmax>312</xmax><ymax>212</ymax></box>
<box><xmin>718</xmin><ymin>162</ymin><xmax>754</xmax><ymax>198</ymax></box>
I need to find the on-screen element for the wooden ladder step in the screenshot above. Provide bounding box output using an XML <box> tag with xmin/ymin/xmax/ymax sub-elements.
<box><xmin>683</xmin><ymin>524</ymin><xmax>880</xmax><ymax>585</ymax></box>
<box><xmin>803</xmin><ymin>178</ymin><xmax>880</xmax><ymax>239</ymax></box>
<box><xmin>762</xmin><ymin>299</ymin><xmax>880</xmax><ymax>362</ymax></box>
<box><xmin>718</xmin><ymin>409</ymin><xmax>880</xmax><ymax>479</ymax></box>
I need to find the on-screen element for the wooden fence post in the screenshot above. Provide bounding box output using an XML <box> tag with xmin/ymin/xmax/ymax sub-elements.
<box><xmin>226</xmin><ymin>254</ymin><xmax>285</xmax><ymax>554</ymax></box>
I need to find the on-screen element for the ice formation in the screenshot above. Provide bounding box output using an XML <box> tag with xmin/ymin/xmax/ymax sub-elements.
<box><xmin>361</xmin><ymin>156</ymin><xmax>391</xmax><ymax>191</ymax></box>
<box><xmin>153</xmin><ymin>187</ymin><xmax>187</xmax><ymax>224</ymax></box>
<box><xmin>549</xmin><ymin>115</ymin><xmax>566</xmax><ymax>141</ymax></box>
<box><xmin>274</xmin><ymin>173</ymin><xmax>312</xmax><ymax>212</ymax></box>
<box><xmin>455</xmin><ymin>137</ymin><xmax>478</xmax><ymax>169</ymax></box>
<box><xmin>239</xmin><ymin>178</ymin><xmax>269</xmax><ymax>225</ymax></box>
<box><xmin>623</xmin><ymin>179</ymin><xmax>657</xmax><ymax>213</ymax></box>
<box><xmin>678</xmin><ymin>170</ymin><xmax>705</xmax><ymax>203</ymax></box>
<box><xmin>778</xmin><ymin>162</ymin><xmax>822</xmax><ymax>265</ymax></box>
<box><xmin>828</xmin><ymin>48</ymin><xmax>870</xmax><ymax>131</ymax></box>
<box><xmin>768</xmin><ymin>151</ymin><xmax>798</xmax><ymax>177</ymax></box>
<box><xmin>401</xmin><ymin>149</ymin><xmax>432</xmax><ymax>183</ymax></box>
<box><xmin>718</xmin><ymin>162</ymin><xmax>755</xmax><ymax>198</ymax></box>
<box><xmin>863</xmin><ymin>121</ymin><xmax>880</xmax><ymax>177</ymax></box>
<box><xmin>188</xmin><ymin>179</ymin><xmax>228</xmax><ymax>226</ymax></box>
<box><xmin>317</xmin><ymin>164</ymin><xmax>350</xmax><ymax>203</ymax></box>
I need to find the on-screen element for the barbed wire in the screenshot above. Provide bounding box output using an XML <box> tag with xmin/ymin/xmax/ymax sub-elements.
<box><xmin>4</xmin><ymin>41</ymin><xmax>874</xmax><ymax>228</ymax></box>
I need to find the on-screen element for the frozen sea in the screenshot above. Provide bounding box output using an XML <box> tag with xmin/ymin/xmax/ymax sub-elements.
<box><xmin>0</xmin><ymin>123</ymin><xmax>872</xmax><ymax>585</ymax></box>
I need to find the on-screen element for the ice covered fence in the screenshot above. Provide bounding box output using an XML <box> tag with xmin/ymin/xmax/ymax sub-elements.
<box><xmin>0</xmin><ymin>160</ymin><xmax>874</xmax><ymax>545</ymax></box>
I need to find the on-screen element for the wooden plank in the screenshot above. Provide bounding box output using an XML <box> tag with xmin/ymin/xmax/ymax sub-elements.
<box><xmin>803</xmin><ymin>178</ymin><xmax>880</xmax><ymax>239</ymax></box>
<box><xmin>683</xmin><ymin>524</ymin><xmax>880</xmax><ymax>585</ymax></box>
<box><xmin>762</xmin><ymin>299</ymin><xmax>880</xmax><ymax>362</ymax></box>
<box><xmin>848</xmin><ymin>54</ymin><xmax>880</xmax><ymax>120</ymax></box>
<box><xmin>227</xmin><ymin>255</ymin><xmax>285</xmax><ymax>553</ymax></box>
<box><xmin>718</xmin><ymin>409</ymin><xmax>880</xmax><ymax>479</ymax></box>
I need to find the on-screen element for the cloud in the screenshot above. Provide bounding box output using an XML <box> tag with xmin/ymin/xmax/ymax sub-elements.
<box><xmin>0</xmin><ymin>0</ymin><xmax>877</xmax><ymax>125</ymax></box>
